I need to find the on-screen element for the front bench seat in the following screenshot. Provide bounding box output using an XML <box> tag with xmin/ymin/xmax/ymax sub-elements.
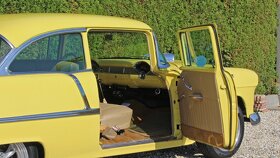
<box><xmin>52</xmin><ymin>61</ymin><xmax>79</xmax><ymax>72</ymax></box>
<box><xmin>100</xmin><ymin>103</ymin><xmax>132</xmax><ymax>129</ymax></box>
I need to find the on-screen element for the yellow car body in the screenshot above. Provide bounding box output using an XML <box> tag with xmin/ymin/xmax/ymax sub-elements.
<box><xmin>0</xmin><ymin>14</ymin><xmax>259</xmax><ymax>157</ymax></box>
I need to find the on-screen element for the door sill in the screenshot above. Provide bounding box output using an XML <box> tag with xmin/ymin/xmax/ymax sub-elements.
<box><xmin>101</xmin><ymin>135</ymin><xmax>176</xmax><ymax>149</ymax></box>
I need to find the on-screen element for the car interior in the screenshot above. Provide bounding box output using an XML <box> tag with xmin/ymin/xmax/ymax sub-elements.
<box><xmin>95</xmin><ymin>60</ymin><xmax>173</xmax><ymax>148</ymax></box>
<box><xmin>88</xmin><ymin>31</ymin><xmax>173</xmax><ymax>148</ymax></box>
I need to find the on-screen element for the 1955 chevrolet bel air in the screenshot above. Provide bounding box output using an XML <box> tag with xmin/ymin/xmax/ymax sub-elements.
<box><xmin>0</xmin><ymin>14</ymin><xmax>260</xmax><ymax>158</ymax></box>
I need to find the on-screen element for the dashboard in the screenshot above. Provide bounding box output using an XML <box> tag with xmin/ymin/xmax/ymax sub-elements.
<box><xmin>93</xmin><ymin>59</ymin><xmax>166</xmax><ymax>89</ymax></box>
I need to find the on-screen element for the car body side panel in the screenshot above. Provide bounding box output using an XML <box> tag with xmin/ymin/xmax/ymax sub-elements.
<box><xmin>224</xmin><ymin>68</ymin><xmax>258</xmax><ymax>117</ymax></box>
<box><xmin>0</xmin><ymin>72</ymin><xmax>102</xmax><ymax>157</ymax></box>
<box><xmin>0</xmin><ymin>73</ymin><xmax>86</xmax><ymax>117</ymax></box>
<box><xmin>0</xmin><ymin>114</ymin><xmax>100</xmax><ymax>158</ymax></box>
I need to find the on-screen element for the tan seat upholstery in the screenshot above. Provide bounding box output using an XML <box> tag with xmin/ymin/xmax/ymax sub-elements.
<box><xmin>100</xmin><ymin>103</ymin><xmax>132</xmax><ymax>129</ymax></box>
<box><xmin>52</xmin><ymin>61</ymin><xmax>79</xmax><ymax>72</ymax></box>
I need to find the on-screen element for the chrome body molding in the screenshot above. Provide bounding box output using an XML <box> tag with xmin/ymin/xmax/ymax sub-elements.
<box><xmin>0</xmin><ymin>28</ymin><xmax>87</xmax><ymax>75</ymax></box>
<box><xmin>68</xmin><ymin>74</ymin><xmax>91</xmax><ymax>110</ymax></box>
<box><xmin>0</xmin><ymin>108</ymin><xmax>100</xmax><ymax>124</ymax></box>
<box><xmin>0</xmin><ymin>34</ymin><xmax>15</xmax><ymax>48</ymax></box>
<box><xmin>0</xmin><ymin>71</ymin><xmax>93</xmax><ymax>110</ymax></box>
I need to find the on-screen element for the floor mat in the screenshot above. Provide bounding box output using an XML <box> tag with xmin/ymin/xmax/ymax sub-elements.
<box><xmin>127</xmin><ymin>100</ymin><xmax>172</xmax><ymax>138</ymax></box>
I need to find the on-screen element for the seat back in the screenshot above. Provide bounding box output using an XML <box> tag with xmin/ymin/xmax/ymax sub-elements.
<box><xmin>53</xmin><ymin>61</ymin><xmax>79</xmax><ymax>72</ymax></box>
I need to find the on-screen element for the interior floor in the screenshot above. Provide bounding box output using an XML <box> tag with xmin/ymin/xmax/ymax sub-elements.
<box><xmin>99</xmin><ymin>99</ymin><xmax>172</xmax><ymax>147</ymax></box>
<box><xmin>128</xmin><ymin>100</ymin><xmax>171</xmax><ymax>138</ymax></box>
<box><xmin>100</xmin><ymin>129</ymin><xmax>150</xmax><ymax>145</ymax></box>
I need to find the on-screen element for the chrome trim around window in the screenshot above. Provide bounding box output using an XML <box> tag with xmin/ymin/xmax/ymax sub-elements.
<box><xmin>153</xmin><ymin>33</ymin><xmax>170</xmax><ymax>69</ymax></box>
<box><xmin>0</xmin><ymin>108</ymin><xmax>99</xmax><ymax>124</ymax></box>
<box><xmin>0</xmin><ymin>34</ymin><xmax>15</xmax><ymax>48</ymax></box>
<box><xmin>68</xmin><ymin>74</ymin><xmax>91</xmax><ymax>110</ymax></box>
<box><xmin>0</xmin><ymin>28</ymin><xmax>87</xmax><ymax>75</ymax></box>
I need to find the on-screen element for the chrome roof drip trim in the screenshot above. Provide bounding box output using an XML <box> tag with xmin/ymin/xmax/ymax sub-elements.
<box><xmin>0</xmin><ymin>108</ymin><xmax>99</xmax><ymax>124</ymax></box>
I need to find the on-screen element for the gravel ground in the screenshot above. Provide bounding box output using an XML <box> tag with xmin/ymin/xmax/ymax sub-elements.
<box><xmin>112</xmin><ymin>110</ymin><xmax>280</xmax><ymax>158</ymax></box>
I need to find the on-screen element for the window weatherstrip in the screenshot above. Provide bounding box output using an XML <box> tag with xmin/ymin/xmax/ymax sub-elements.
<box><xmin>0</xmin><ymin>109</ymin><xmax>99</xmax><ymax>124</ymax></box>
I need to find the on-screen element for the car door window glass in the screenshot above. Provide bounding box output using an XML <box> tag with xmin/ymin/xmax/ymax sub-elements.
<box><xmin>9</xmin><ymin>33</ymin><xmax>85</xmax><ymax>73</ymax></box>
<box><xmin>181</xmin><ymin>29</ymin><xmax>215</xmax><ymax>68</ymax></box>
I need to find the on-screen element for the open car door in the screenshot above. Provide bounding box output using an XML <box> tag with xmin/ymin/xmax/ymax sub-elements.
<box><xmin>177</xmin><ymin>25</ymin><xmax>238</xmax><ymax>149</ymax></box>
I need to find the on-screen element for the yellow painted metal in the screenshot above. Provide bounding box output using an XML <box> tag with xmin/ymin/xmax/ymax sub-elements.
<box><xmin>224</xmin><ymin>68</ymin><xmax>258</xmax><ymax>117</ymax></box>
<box><xmin>98</xmin><ymin>73</ymin><xmax>166</xmax><ymax>89</ymax></box>
<box><xmin>81</xmin><ymin>32</ymin><xmax>92</xmax><ymax>70</ymax></box>
<box><xmin>0</xmin><ymin>73</ymin><xmax>84</xmax><ymax>117</ymax></box>
<box><xmin>0</xmin><ymin>14</ymin><xmax>151</xmax><ymax>48</ymax></box>
<box><xmin>96</xmin><ymin>59</ymin><xmax>150</xmax><ymax>67</ymax></box>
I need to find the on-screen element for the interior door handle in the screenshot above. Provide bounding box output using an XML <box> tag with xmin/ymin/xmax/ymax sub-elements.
<box><xmin>189</xmin><ymin>94</ymin><xmax>203</xmax><ymax>101</ymax></box>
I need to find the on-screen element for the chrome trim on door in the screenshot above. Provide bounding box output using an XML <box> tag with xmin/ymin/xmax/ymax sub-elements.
<box><xmin>0</xmin><ymin>108</ymin><xmax>99</xmax><ymax>124</ymax></box>
<box><xmin>68</xmin><ymin>74</ymin><xmax>91</xmax><ymax>110</ymax></box>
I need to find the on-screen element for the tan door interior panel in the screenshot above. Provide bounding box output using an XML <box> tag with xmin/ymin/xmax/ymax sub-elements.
<box><xmin>178</xmin><ymin>70</ymin><xmax>224</xmax><ymax>145</ymax></box>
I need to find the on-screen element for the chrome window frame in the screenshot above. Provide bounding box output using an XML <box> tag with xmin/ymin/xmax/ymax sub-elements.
<box><xmin>0</xmin><ymin>35</ymin><xmax>14</xmax><ymax>68</ymax></box>
<box><xmin>0</xmin><ymin>34</ymin><xmax>15</xmax><ymax>49</ymax></box>
<box><xmin>153</xmin><ymin>33</ymin><xmax>170</xmax><ymax>69</ymax></box>
<box><xmin>0</xmin><ymin>28</ymin><xmax>87</xmax><ymax>75</ymax></box>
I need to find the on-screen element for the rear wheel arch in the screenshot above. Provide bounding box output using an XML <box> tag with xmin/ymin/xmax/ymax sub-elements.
<box><xmin>0</xmin><ymin>142</ymin><xmax>44</xmax><ymax>158</ymax></box>
<box><xmin>25</xmin><ymin>142</ymin><xmax>45</xmax><ymax>158</ymax></box>
<box><xmin>237</xmin><ymin>96</ymin><xmax>246</xmax><ymax>117</ymax></box>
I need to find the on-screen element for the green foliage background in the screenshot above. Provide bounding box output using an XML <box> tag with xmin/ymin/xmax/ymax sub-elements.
<box><xmin>0</xmin><ymin>0</ymin><xmax>277</xmax><ymax>94</ymax></box>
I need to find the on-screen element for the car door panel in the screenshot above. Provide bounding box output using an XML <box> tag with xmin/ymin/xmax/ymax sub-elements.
<box><xmin>178</xmin><ymin>70</ymin><xmax>224</xmax><ymax>147</ymax></box>
<box><xmin>177</xmin><ymin>25</ymin><xmax>237</xmax><ymax>149</ymax></box>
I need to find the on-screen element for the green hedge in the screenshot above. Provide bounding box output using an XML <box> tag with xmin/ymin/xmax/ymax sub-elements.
<box><xmin>0</xmin><ymin>0</ymin><xmax>277</xmax><ymax>94</ymax></box>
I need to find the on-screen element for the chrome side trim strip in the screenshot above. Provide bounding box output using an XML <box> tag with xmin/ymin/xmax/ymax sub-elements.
<box><xmin>68</xmin><ymin>74</ymin><xmax>91</xmax><ymax>110</ymax></box>
<box><xmin>0</xmin><ymin>109</ymin><xmax>99</xmax><ymax>124</ymax></box>
<box><xmin>0</xmin><ymin>34</ymin><xmax>15</xmax><ymax>48</ymax></box>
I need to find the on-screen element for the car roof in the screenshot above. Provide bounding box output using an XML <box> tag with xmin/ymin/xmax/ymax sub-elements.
<box><xmin>0</xmin><ymin>13</ymin><xmax>152</xmax><ymax>47</ymax></box>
